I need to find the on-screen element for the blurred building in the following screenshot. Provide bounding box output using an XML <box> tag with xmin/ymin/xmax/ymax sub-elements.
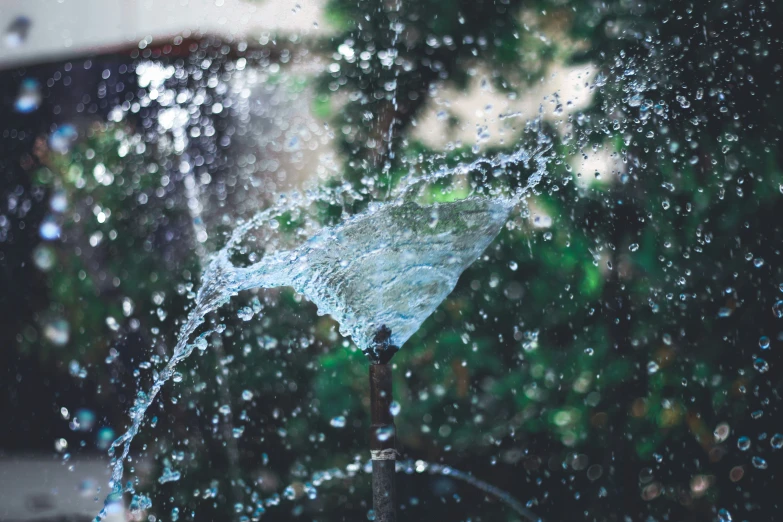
<box><xmin>0</xmin><ymin>456</ymin><xmax>126</xmax><ymax>522</ymax></box>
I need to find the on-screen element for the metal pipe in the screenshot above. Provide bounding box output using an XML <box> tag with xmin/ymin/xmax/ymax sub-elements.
<box><xmin>369</xmin><ymin>362</ymin><xmax>396</xmax><ymax>522</ymax></box>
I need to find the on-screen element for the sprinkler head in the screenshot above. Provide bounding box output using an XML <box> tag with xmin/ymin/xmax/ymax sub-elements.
<box><xmin>367</xmin><ymin>325</ymin><xmax>398</xmax><ymax>364</ymax></box>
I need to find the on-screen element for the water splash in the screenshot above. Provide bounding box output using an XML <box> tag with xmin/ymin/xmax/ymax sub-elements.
<box><xmin>215</xmin><ymin>196</ymin><xmax>513</xmax><ymax>355</ymax></box>
<box><xmin>402</xmin><ymin>460</ymin><xmax>543</xmax><ymax>522</ymax></box>
<box><xmin>97</xmin><ymin>137</ymin><xmax>550</xmax><ymax>518</ymax></box>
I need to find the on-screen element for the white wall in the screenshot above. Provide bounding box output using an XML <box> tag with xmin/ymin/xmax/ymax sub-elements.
<box><xmin>0</xmin><ymin>0</ymin><xmax>330</xmax><ymax>69</ymax></box>
<box><xmin>0</xmin><ymin>456</ymin><xmax>125</xmax><ymax>521</ymax></box>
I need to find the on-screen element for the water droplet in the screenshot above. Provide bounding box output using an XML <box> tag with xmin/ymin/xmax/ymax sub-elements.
<box><xmin>753</xmin><ymin>357</ymin><xmax>769</xmax><ymax>373</ymax></box>
<box><xmin>172</xmin><ymin>372</ymin><xmax>183</xmax><ymax>383</ymax></box>
<box><xmin>389</xmin><ymin>401</ymin><xmax>401</xmax><ymax>416</ymax></box>
<box><xmin>242</xmin><ymin>390</ymin><xmax>254</xmax><ymax>401</ymax></box>
<box><xmin>69</xmin><ymin>360</ymin><xmax>86</xmax><ymax>379</ymax></box>
<box><xmin>773</xmin><ymin>300</ymin><xmax>783</xmax><ymax>319</ymax></box>
<box><xmin>330</xmin><ymin>416</ymin><xmax>346</xmax><ymax>428</ymax></box>
<box><xmin>586</xmin><ymin>464</ymin><xmax>603</xmax><ymax>481</ymax></box>
<box><xmin>738</xmin><ymin>436</ymin><xmax>751</xmax><ymax>451</ymax></box>
<box><xmin>14</xmin><ymin>78</ymin><xmax>41</xmax><ymax>113</ymax></box>
<box><xmin>48</xmin><ymin>124</ymin><xmax>78</xmax><ymax>154</ymax></box>
<box><xmin>751</xmin><ymin>456</ymin><xmax>768</xmax><ymax>469</ymax></box>
<box><xmin>508</xmin><ymin>260</ymin><xmax>518</xmax><ymax>271</ymax></box>
<box><xmin>237</xmin><ymin>306</ymin><xmax>255</xmax><ymax>321</ymax></box>
<box><xmin>375</xmin><ymin>425</ymin><xmax>395</xmax><ymax>442</ymax></box>
<box><xmin>39</xmin><ymin>216</ymin><xmax>61</xmax><ymax>241</ymax></box>
<box><xmin>584</xmin><ymin>347</ymin><xmax>594</xmax><ymax>356</ymax></box>
<box><xmin>367</xmin><ymin>509</ymin><xmax>376</xmax><ymax>521</ymax></box>
<box><xmin>96</xmin><ymin>427</ymin><xmax>115</xmax><ymax>450</ymax></box>
<box><xmin>629</xmin><ymin>243</ymin><xmax>639</xmax><ymax>252</ymax></box>
<box><xmin>647</xmin><ymin>361</ymin><xmax>659</xmax><ymax>374</ymax></box>
<box><xmin>50</xmin><ymin>190</ymin><xmax>68</xmax><ymax>213</ymax></box>
<box><xmin>194</xmin><ymin>337</ymin><xmax>208</xmax><ymax>352</ymax></box>
<box><xmin>43</xmin><ymin>317</ymin><xmax>70</xmax><ymax>345</ymax></box>
<box><xmin>718</xmin><ymin>508</ymin><xmax>732</xmax><ymax>522</ymax></box>
<box><xmin>158</xmin><ymin>467</ymin><xmax>181</xmax><ymax>484</ymax></box>
<box><xmin>75</xmin><ymin>408</ymin><xmax>96</xmax><ymax>431</ymax></box>
<box><xmin>713</xmin><ymin>423</ymin><xmax>730</xmax><ymax>443</ymax></box>
<box><xmin>92</xmin><ymin>163</ymin><xmax>114</xmax><ymax>186</ymax></box>
<box><xmin>770</xmin><ymin>433</ymin><xmax>783</xmax><ymax>449</ymax></box>
<box><xmin>32</xmin><ymin>245</ymin><xmax>56</xmax><ymax>271</ymax></box>
<box><xmin>106</xmin><ymin>316</ymin><xmax>120</xmax><ymax>331</ymax></box>
<box><xmin>675</xmin><ymin>95</ymin><xmax>690</xmax><ymax>108</ymax></box>
<box><xmin>718</xmin><ymin>307</ymin><xmax>733</xmax><ymax>318</ymax></box>
<box><xmin>122</xmin><ymin>297</ymin><xmax>135</xmax><ymax>317</ymax></box>
<box><xmin>54</xmin><ymin>438</ymin><xmax>68</xmax><ymax>453</ymax></box>
<box><xmin>283</xmin><ymin>486</ymin><xmax>296</xmax><ymax>500</ymax></box>
<box><xmin>759</xmin><ymin>336</ymin><xmax>770</xmax><ymax>349</ymax></box>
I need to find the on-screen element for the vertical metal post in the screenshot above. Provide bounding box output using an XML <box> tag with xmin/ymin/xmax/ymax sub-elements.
<box><xmin>369</xmin><ymin>362</ymin><xmax>396</xmax><ymax>522</ymax></box>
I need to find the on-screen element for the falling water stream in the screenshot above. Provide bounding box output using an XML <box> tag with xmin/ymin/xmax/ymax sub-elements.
<box><xmin>248</xmin><ymin>459</ymin><xmax>542</xmax><ymax>522</ymax></box>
